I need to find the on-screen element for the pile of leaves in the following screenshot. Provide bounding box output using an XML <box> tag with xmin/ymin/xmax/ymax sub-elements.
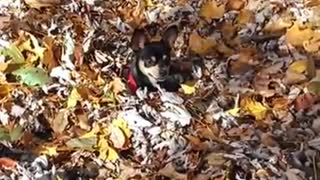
<box><xmin>0</xmin><ymin>0</ymin><xmax>320</xmax><ymax>179</ymax></box>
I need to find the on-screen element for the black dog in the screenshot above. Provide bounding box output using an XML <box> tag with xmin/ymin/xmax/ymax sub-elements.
<box><xmin>124</xmin><ymin>25</ymin><xmax>202</xmax><ymax>94</ymax></box>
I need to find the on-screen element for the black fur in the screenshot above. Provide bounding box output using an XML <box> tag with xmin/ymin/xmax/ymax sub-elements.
<box><xmin>129</xmin><ymin>25</ymin><xmax>201</xmax><ymax>92</ymax></box>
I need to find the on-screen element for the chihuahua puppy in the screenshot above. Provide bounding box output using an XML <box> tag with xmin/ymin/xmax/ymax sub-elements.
<box><xmin>125</xmin><ymin>24</ymin><xmax>202</xmax><ymax>94</ymax></box>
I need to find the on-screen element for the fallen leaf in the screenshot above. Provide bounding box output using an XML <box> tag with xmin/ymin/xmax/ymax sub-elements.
<box><xmin>0</xmin><ymin>157</ymin><xmax>16</xmax><ymax>169</ymax></box>
<box><xmin>237</xmin><ymin>9</ymin><xmax>253</xmax><ymax>25</ymax></box>
<box><xmin>24</xmin><ymin>0</ymin><xmax>63</xmax><ymax>9</ymax></box>
<box><xmin>12</xmin><ymin>66</ymin><xmax>51</xmax><ymax>86</ymax></box>
<box><xmin>51</xmin><ymin>109</ymin><xmax>69</xmax><ymax>134</ymax></box>
<box><xmin>308</xmin><ymin>79</ymin><xmax>320</xmax><ymax>96</ymax></box>
<box><xmin>109</xmin><ymin>126</ymin><xmax>127</xmax><ymax>149</ymax></box>
<box><xmin>0</xmin><ymin>84</ymin><xmax>11</xmax><ymax>99</ymax></box>
<box><xmin>158</xmin><ymin>162</ymin><xmax>187</xmax><ymax>180</ymax></box>
<box><xmin>294</xmin><ymin>93</ymin><xmax>316</xmax><ymax>111</ymax></box>
<box><xmin>240</xmin><ymin>96</ymin><xmax>269</xmax><ymax>120</ymax></box>
<box><xmin>38</xmin><ymin>144</ymin><xmax>58</xmax><ymax>156</ymax></box>
<box><xmin>180</xmin><ymin>81</ymin><xmax>196</xmax><ymax>95</ymax></box>
<box><xmin>0</xmin><ymin>44</ymin><xmax>25</xmax><ymax>64</ymax></box>
<box><xmin>65</xmin><ymin>130</ymin><xmax>97</xmax><ymax>151</ymax></box>
<box><xmin>43</xmin><ymin>36</ymin><xmax>59</xmax><ymax>71</ymax></box>
<box><xmin>288</xmin><ymin>60</ymin><xmax>308</xmax><ymax>74</ymax></box>
<box><xmin>112</xmin><ymin>117</ymin><xmax>131</xmax><ymax>138</ymax></box>
<box><xmin>285</xmin><ymin>22</ymin><xmax>313</xmax><ymax>47</ymax></box>
<box><xmin>226</xmin><ymin>0</ymin><xmax>246</xmax><ymax>10</ymax></box>
<box><xmin>205</xmin><ymin>152</ymin><xmax>226</xmax><ymax>166</ymax></box>
<box><xmin>0</xmin><ymin>16</ymin><xmax>10</xmax><ymax>30</ymax></box>
<box><xmin>284</xmin><ymin>70</ymin><xmax>307</xmax><ymax>85</ymax></box>
<box><xmin>200</xmin><ymin>0</ymin><xmax>225</xmax><ymax>21</ymax></box>
<box><xmin>108</xmin><ymin>77</ymin><xmax>126</xmax><ymax>95</ymax></box>
<box><xmin>189</xmin><ymin>33</ymin><xmax>216</xmax><ymax>55</ymax></box>
<box><xmin>9</xmin><ymin>124</ymin><xmax>23</xmax><ymax>142</ymax></box>
<box><xmin>67</xmin><ymin>88</ymin><xmax>82</xmax><ymax>108</ymax></box>
<box><xmin>260</xmin><ymin>132</ymin><xmax>279</xmax><ymax>147</ymax></box>
<box><xmin>97</xmin><ymin>135</ymin><xmax>119</xmax><ymax>162</ymax></box>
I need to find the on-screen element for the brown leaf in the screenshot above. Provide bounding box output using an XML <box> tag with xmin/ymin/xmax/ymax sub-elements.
<box><xmin>200</xmin><ymin>0</ymin><xmax>225</xmax><ymax>21</ymax></box>
<box><xmin>294</xmin><ymin>93</ymin><xmax>316</xmax><ymax>111</ymax></box>
<box><xmin>189</xmin><ymin>33</ymin><xmax>216</xmax><ymax>55</ymax></box>
<box><xmin>108</xmin><ymin>77</ymin><xmax>126</xmax><ymax>95</ymax></box>
<box><xmin>226</xmin><ymin>0</ymin><xmax>246</xmax><ymax>10</ymax></box>
<box><xmin>260</xmin><ymin>132</ymin><xmax>279</xmax><ymax>147</ymax></box>
<box><xmin>158</xmin><ymin>162</ymin><xmax>187</xmax><ymax>180</ymax></box>
<box><xmin>50</xmin><ymin>109</ymin><xmax>69</xmax><ymax>134</ymax></box>
<box><xmin>0</xmin><ymin>16</ymin><xmax>10</xmax><ymax>30</ymax></box>
<box><xmin>24</xmin><ymin>0</ymin><xmax>64</xmax><ymax>9</ymax></box>
<box><xmin>237</xmin><ymin>9</ymin><xmax>253</xmax><ymax>25</ymax></box>
<box><xmin>185</xmin><ymin>135</ymin><xmax>209</xmax><ymax>151</ymax></box>
<box><xmin>43</xmin><ymin>36</ymin><xmax>59</xmax><ymax>71</ymax></box>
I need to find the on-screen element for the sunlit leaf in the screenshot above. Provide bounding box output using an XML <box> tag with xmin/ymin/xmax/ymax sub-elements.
<box><xmin>112</xmin><ymin>117</ymin><xmax>131</xmax><ymax>138</ymax></box>
<box><xmin>38</xmin><ymin>144</ymin><xmax>58</xmax><ymax>156</ymax></box>
<box><xmin>180</xmin><ymin>81</ymin><xmax>196</xmax><ymax>95</ymax></box>
<box><xmin>288</xmin><ymin>60</ymin><xmax>308</xmax><ymax>74</ymax></box>
<box><xmin>67</xmin><ymin>88</ymin><xmax>82</xmax><ymax>108</ymax></box>
<box><xmin>12</xmin><ymin>66</ymin><xmax>51</xmax><ymax>86</ymax></box>
<box><xmin>0</xmin><ymin>44</ymin><xmax>25</xmax><ymax>63</ymax></box>
<box><xmin>241</xmin><ymin>96</ymin><xmax>269</xmax><ymax>120</ymax></box>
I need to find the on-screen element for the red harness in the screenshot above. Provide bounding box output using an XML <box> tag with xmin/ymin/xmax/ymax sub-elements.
<box><xmin>127</xmin><ymin>71</ymin><xmax>138</xmax><ymax>94</ymax></box>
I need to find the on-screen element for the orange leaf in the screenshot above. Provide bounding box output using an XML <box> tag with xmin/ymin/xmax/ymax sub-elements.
<box><xmin>200</xmin><ymin>0</ymin><xmax>225</xmax><ymax>21</ymax></box>
<box><xmin>0</xmin><ymin>157</ymin><xmax>16</xmax><ymax>169</ymax></box>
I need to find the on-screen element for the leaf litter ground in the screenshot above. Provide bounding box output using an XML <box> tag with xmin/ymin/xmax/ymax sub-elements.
<box><xmin>0</xmin><ymin>0</ymin><xmax>320</xmax><ymax>179</ymax></box>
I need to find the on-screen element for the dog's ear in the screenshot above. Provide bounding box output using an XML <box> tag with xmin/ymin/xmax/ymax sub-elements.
<box><xmin>162</xmin><ymin>25</ymin><xmax>178</xmax><ymax>48</ymax></box>
<box><xmin>131</xmin><ymin>29</ymin><xmax>149</xmax><ymax>51</ymax></box>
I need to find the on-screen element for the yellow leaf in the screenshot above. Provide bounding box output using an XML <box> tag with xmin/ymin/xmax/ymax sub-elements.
<box><xmin>107</xmin><ymin>146</ymin><xmax>119</xmax><ymax>162</ymax></box>
<box><xmin>227</xmin><ymin>107</ymin><xmax>240</xmax><ymax>117</ymax></box>
<box><xmin>288</xmin><ymin>60</ymin><xmax>308</xmax><ymax>74</ymax></box>
<box><xmin>180</xmin><ymin>81</ymin><xmax>196</xmax><ymax>95</ymax></box>
<box><xmin>241</xmin><ymin>96</ymin><xmax>268</xmax><ymax>120</ymax></box>
<box><xmin>264</xmin><ymin>16</ymin><xmax>292</xmax><ymax>32</ymax></box>
<box><xmin>189</xmin><ymin>33</ymin><xmax>216</xmax><ymax>55</ymax></box>
<box><xmin>200</xmin><ymin>1</ymin><xmax>225</xmax><ymax>21</ymax></box>
<box><xmin>38</xmin><ymin>145</ymin><xmax>58</xmax><ymax>156</ymax></box>
<box><xmin>19</xmin><ymin>33</ymin><xmax>46</xmax><ymax>62</ymax></box>
<box><xmin>97</xmin><ymin>136</ymin><xmax>119</xmax><ymax>162</ymax></box>
<box><xmin>144</xmin><ymin>0</ymin><xmax>154</xmax><ymax>7</ymax></box>
<box><xmin>97</xmin><ymin>136</ymin><xmax>109</xmax><ymax>160</ymax></box>
<box><xmin>67</xmin><ymin>88</ymin><xmax>82</xmax><ymax>108</ymax></box>
<box><xmin>285</xmin><ymin>22</ymin><xmax>314</xmax><ymax>46</ymax></box>
<box><xmin>112</xmin><ymin>117</ymin><xmax>131</xmax><ymax>138</ymax></box>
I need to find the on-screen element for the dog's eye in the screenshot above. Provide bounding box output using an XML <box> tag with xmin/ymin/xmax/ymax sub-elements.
<box><xmin>145</xmin><ymin>56</ymin><xmax>157</xmax><ymax>66</ymax></box>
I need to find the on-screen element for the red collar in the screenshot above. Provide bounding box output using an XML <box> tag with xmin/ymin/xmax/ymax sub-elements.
<box><xmin>127</xmin><ymin>71</ymin><xmax>138</xmax><ymax>94</ymax></box>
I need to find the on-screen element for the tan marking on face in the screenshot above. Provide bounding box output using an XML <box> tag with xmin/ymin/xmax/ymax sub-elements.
<box><xmin>138</xmin><ymin>60</ymin><xmax>164</xmax><ymax>83</ymax></box>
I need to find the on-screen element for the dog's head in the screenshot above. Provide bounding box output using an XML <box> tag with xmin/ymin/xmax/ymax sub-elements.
<box><xmin>130</xmin><ymin>25</ymin><xmax>178</xmax><ymax>83</ymax></box>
